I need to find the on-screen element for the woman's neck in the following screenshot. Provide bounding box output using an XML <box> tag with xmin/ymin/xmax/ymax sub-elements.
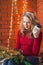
<box><xmin>24</xmin><ymin>28</ymin><xmax>31</xmax><ymax>33</ymax></box>
<box><xmin>24</xmin><ymin>28</ymin><xmax>33</xmax><ymax>38</ymax></box>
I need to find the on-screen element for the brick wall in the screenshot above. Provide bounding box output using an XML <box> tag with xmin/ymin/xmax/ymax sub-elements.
<box><xmin>37</xmin><ymin>0</ymin><xmax>43</xmax><ymax>53</ymax></box>
<box><xmin>0</xmin><ymin>0</ymin><xmax>12</xmax><ymax>47</ymax></box>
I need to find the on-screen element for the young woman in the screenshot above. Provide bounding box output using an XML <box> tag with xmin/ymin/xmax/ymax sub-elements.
<box><xmin>2</xmin><ymin>12</ymin><xmax>42</xmax><ymax>65</ymax></box>
<box><xmin>16</xmin><ymin>12</ymin><xmax>42</xmax><ymax>56</ymax></box>
<box><xmin>15</xmin><ymin>12</ymin><xmax>42</xmax><ymax>65</ymax></box>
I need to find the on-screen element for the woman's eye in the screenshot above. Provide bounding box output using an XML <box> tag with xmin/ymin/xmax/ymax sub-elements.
<box><xmin>27</xmin><ymin>22</ymin><xmax>31</xmax><ymax>24</ymax></box>
<box><xmin>23</xmin><ymin>21</ymin><xmax>31</xmax><ymax>24</ymax></box>
<box><xmin>23</xmin><ymin>21</ymin><xmax>25</xmax><ymax>23</ymax></box>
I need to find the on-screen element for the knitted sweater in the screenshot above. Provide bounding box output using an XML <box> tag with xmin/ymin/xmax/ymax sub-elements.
<box><xmin>16</xmin><ymin>30</ymin><xmax>42</xmax><ymax>56</ymax></box>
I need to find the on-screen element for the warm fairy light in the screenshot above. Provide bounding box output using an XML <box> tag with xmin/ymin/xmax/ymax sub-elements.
<box><xmin>17</xmin><ymin>15</ymin><xmax>20</xmax><ymax>21</ymax></box>
<box><xmin>8</xmin><ymin>0</ymin><xmax>14</xmax><ymax>48</ymax></box>
<box><xmin>22</xmin><ymin>0</ymin><xmax>28</xmax><ymax>14</ymax></box>
<box><xmin>13</xmin><ymin>0</ymin><xmax>17</xmax><ymax>2</ymax></box>
<box><xmin>14</xmin><ymin>0</ymin><xmax>17</xmax><ymax>1</ymax></box>
<box><xmin>13</xmin><ymin>0</ymin><xmax>28</xmax><ymax>22</ymax></box>
<box><xmin>17</xmin><ymin>21</ymin><xmax>20</xmax><ymax>24</ymax></box>
<box><xmin>13</xmin><ymin>0</ymin><xmax>18</xmax><ymax>14</ymax></box>
<box><xmin>14</xmin><ymin>0</ymin><xmax>28</xmax><ymax>21</ymax></box>
<box><xmin>17</xmin><ymin>15</ymin><xmax>21</xmax><ymax>24</ymax></box>
<box><xmin>22</xmin><ymin>1</ymin><xmax>24</xmax><ymax>3</ymax></box>
<box><xmin>17</xmin><ymin>15</ymin><xmax>20</xmax><ymax>17</ymax></box>
<box><xmin>8</xmin><ymin>0</ymin><xmax>18</xmax><ymax>48</ymax></box>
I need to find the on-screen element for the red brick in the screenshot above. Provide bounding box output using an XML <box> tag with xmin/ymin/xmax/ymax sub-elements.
<box><xmin>2</xmin><ymin>25</ymin><xmax>10</xmax><ymax>28</ymax></box>
<box><xmin>0</xmin><ymin>29</ymin><xmax>9</xmax><ymax>33</ymax></box>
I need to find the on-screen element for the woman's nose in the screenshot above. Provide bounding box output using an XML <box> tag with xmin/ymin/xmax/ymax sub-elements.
<box><xmin>26</xmin><ymin>22</ymin><xmax>28</xmax><ymax>25</ymax></box>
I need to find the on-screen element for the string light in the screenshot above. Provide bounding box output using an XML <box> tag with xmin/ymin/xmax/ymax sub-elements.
<box><xmin>13</xmin><ymin>0</ymin><xmax>18</xmax><ymax>14</ymax></box>
<box><xmin>13</xmin><ymin>0</ymin><xmax>29</xmax><ymax>23</ymax></box>
<box><xmin>22</xmin><ymin>0</ymin><xmax>28</xmax><ymax>14</ymax></box>
<box><xmin>13</xmin><ymin>0</ymin><xmax>29</xmax><ymax>21</ymax></box>
<box><xmin>8</xmin><ymin>0</ymin><xmax>14</xmax><ymax>48</ymax></box>
<box><xmin>13</xmin><ymin>0</ymin><xmax>29</xmax><ymax>22</ymax></box>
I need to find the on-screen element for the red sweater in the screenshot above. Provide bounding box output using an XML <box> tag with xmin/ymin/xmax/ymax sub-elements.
<box><xmin>16</xmin><ymin>30</ymin><xmax>42</xmax><ymax>56</ymax></box>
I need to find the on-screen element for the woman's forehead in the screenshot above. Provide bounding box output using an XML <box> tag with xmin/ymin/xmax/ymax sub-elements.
<box><xmin>23</xmin><ymin>16</ymin><xmax>30</xmax><ymax>22</ymax></box>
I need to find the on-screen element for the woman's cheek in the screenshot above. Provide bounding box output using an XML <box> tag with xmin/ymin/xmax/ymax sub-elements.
<box><xmin>23</xmin><ymin>23</ymin><xmax>26</xmax><ymax>27</ymax></box>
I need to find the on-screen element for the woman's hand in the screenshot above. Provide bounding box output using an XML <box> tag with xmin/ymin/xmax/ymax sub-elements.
<box><xmin>33</xmin><ymin>32</ymin><xmax>40</xmax><ymax>38</ymax></box>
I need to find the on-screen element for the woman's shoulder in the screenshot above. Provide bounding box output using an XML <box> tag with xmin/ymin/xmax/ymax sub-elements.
<box><xmin>39</xmin><ymin>31</ymin><xmax>42</xmax><ymax>38</ymax></box>
<box><xmin>18</xmin><ymin>29</ymin><xmax>21</xmax><ymax>33</ymax></box>
<box><xmin>17</xmin><ymin>29</ymin><xmax>21</xmax><ymax>36</ymax></box>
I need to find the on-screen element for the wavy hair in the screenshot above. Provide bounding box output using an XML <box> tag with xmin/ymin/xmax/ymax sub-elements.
<box><xmin>20</xmin><ymin>12</ymin><xmax>39</xmax><ymax>36</ymax></box>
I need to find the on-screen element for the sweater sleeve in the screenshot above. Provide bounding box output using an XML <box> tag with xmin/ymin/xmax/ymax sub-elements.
<box><xmin>15</xmin><ymin>30</ymin><xmax>21</xmax><ymax>50</ymax></box>
<box><xmin>32</xmin><ymin>32</ymin><xmax>42</xmax><ymax>56</ymax></box>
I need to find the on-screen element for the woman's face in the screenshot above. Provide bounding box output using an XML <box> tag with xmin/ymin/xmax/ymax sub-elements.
<box><xmin>23</xmin><ymin>16</ymin><xmax>32</xmax><ymax>30</ymax></box>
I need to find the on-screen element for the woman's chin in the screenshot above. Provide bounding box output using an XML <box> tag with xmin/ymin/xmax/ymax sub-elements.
<box><xmin>25</xmin><ymin>27</ymin><xmax>29</xmax><ymax>29</ymax></box>
<box><xmin>24</xmin><ymin>26</ymin><xmax>30</xmax><ymax>30</ymax></box>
